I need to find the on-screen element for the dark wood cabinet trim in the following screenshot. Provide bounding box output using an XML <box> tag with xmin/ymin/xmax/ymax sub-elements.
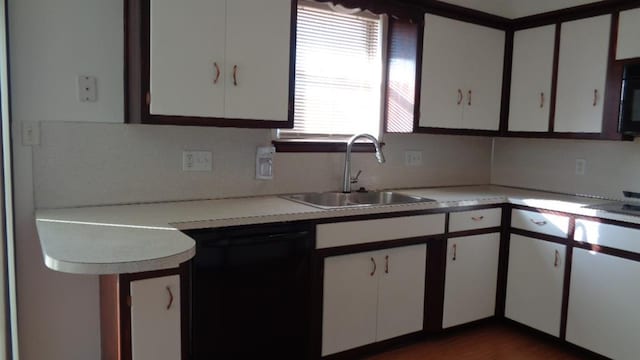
<box><xmin>548</xmin><ymin>23</ymin><xmax>561</xmax><ymax>132</ymax></box>
<box><xmin>424</xmin><ymin>236</ymin><xmax>447</xmax><ymax>333</ymax></box>
<box><xmin>499</xmin><ymin>30</ymin><xmax>514</xmax><ymax>134</ymax></box>
<box><xmin>559</xmin><ymin>218</ymin><xmax>576</xmax><ymax>341</ymax></box>
<box><xmin>272</xmin><ymin>140</ymin><xmax>380</xmax><ymax>153</ymax></box>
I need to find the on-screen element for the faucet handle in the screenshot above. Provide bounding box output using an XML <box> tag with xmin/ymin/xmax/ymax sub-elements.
<box><xmin>350</xmin><ymin>170</ymin><xmax>362</xmax><ymax>184</ymax></box>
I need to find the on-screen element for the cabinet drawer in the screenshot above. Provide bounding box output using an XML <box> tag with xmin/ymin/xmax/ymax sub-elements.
<box><xmin>575</xmin><ymin>219</ymin><xmax>640</xmax><ymax>254</ymax></box>
<box><xmin>449</xmin><ymin>208</ymin><xmax>502</xmax><ymax>232</ymax></box>
<box><xmin>316</xmin><ymin>214</ymin><xmax>445</xmax><ymax>249</ymax></box>
<box><xmin>511</xmin><ymin>209</ymin><xmax>569</xmax><ymax>238</ymax></box>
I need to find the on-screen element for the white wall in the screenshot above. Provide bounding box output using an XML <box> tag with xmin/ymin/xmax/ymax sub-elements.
<box><xmin>8</xmin><ymin>0</ymin><xmax>124</xmax><ymax>359</ymax></box>
<box><xmin>438</xmin><ymin>0</ymin><xmax>601</xmax><ymax>18</ymax></box>
<box><xmin>8</xmin><ymin>1</ymin><xmax>492</xmax><ymax>360</ymax></box>
<box><xmin>492</xmin><ymin>137</ymin><xmax>640</xmax><ymax>200</ymax></box>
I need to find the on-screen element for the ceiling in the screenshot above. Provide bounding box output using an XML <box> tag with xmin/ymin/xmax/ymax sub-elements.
<box><xmin>437</xmin><ymin>0</ymin><xmax>603</xmax><ymax>19</ymax></box>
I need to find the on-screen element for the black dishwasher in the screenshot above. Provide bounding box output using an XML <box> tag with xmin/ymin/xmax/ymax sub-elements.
<box><xmin>185</xmin><ymin>222</ymin><xmax>314</xmax><ymax>359</ymax></box>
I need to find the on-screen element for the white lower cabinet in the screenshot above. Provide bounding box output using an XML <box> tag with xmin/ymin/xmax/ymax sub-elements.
<box><xmin>322</xmin><ymin>244</ymin><xmax>427</xmax><ymax>356</ymax></box>
<box><xmin>505</xmin><ymin>234</ymin><xmax>565</xmax><ymax>337</ymax></box>
<box><xmin>130</xmin><ymin>275</ymin><xmax>182</xmax><ymax>360</ymax></box>
<box><xmin>443</xmin><ymin>233</ymin><xmax>500</xmax><ymax>328</ymax></box>
<box><xmin>566</xmin><ymin>249</ymin><xmax>640</xmax><ymax>360</ymax></box>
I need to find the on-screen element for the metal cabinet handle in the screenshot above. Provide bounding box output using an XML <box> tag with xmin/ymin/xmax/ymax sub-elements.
<box><xmin>471</xmin><ymin>216</ymin><xmax>484</xmax><ymax>221</ymax></box>
<box><xmin>593</xmin><ymin>89</ymin><xmax>598</xmax><ymax>107</ymax></box>
<box><xmin>457</xmin><ymin>89</ymin><xmax>463</xmax><ymax>105</ymax></box>
<box><xmin>540</xmin><ymin>92</ymin><xmax>544</xmax><ymax>108</ymax></box>
<box><xmin>452</xmin><ymin>243</ymin><xmax>457</xmax><ymax>261</ymax></box>
<box><xmin>385</xmin><ymin>255</ymin><xmax>389</xmax><ymax>274</ymax></box>
<box><xmin>166</xmin><ymin>286</ymin><xmax>174</xmax><ymax>310</ymax></box>
<box><xmin>554</xmin><ymin>250</ymin><xmax>560</xmax><ymax>268</ymax></box>
<box><xmin>530</xmin><ymin>218</ymin><xmax>547</xmax><ymax>226</ymax></box>
<box><xmin>468</xmin><ymin>90</ymin><xmax>472</xmax><ymax>106</ymax></box>
<box><xmin>370</xmin><ymin>257</ymin><xmax>377</xmax><ymax>276</ymax></box>
<box><xmin>233</xmin><ymin>65</ymin><xmax>239</xmax><ymax>86</ymax></box>
<box><xmin>213</xmin><ymin>62</ymin><xmax>220</xmax><ymax>84</ymax></box>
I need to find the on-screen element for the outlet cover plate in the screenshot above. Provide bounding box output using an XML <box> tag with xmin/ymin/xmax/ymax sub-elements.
<box><xmin>183</xmin><ymin>151</ymin><xmax>212</xmax><ymax>172</ymax></box>
<box><xmin>404</xmin><ymin>150</ymin><xmax>423</xmax><ymax>166</ymax></box>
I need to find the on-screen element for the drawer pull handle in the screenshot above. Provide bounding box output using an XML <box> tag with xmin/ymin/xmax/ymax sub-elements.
<box><xmin>453</xmin><ymin>243</ymin><xmax>457</xmax><ymax>261</ymax></box>
<box><xmin>467</xmin><ymin>89</ymin><xmax>472</xmax><ymax>106</ymax></box>
<box><xmin>213</xmin><ymin>62</ymin><xmax>220</xmax><ymax>84</ymax></box>
<box><xmin>166</xmin><ymin>286</ymin><xmax>174</xmax><ymax>310</ymax></box>
<box><xmin>457</xmin><ymin>89</ymin><xmax>463</xmax><ymax>105</ymax></box>
<box><xmin>554</xmin><ymin>250</ymin><xmax>560</xmax><ymax>268</ymax></box>
<box><xmin>593</xmin><ymin>89</ymin><xmax>598</xmax><ymax>107</ymax></box>
<box><xmin>370</xmin><ymin>257</ymin><xmax>377</xmax><ymax>276</ymax></box>
<box><xmin>233</xmin><ymin>65</ymin><xmax>239</xmax><ymax>86</ymax></box>
<box><xmin>530</xmin><ymin>218</ymin><xmax>547</xmax><ymax>226</ymax></box>
<box><xmin>385</xmin><ymin>255</ymin><xmax>389</xmax><ymax>274</ymax></box>
<box><xmin>471</xmin><ymin>216</ymin><xmax>484</xmax><ymax>221</ymax></box>
<box><xmin>540</xmin><ymin>92</ymin><xmax>544</xmax><ymax>108</ymax></box>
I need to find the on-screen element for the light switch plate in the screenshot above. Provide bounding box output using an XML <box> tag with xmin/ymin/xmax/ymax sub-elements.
<box><xmin>183</xmin><ymin>151</ymin><xmax>213</xmax><ymax>172</ymax></box>
<box><xmin>78</xmin><ymin>75</ymin><xmax>97</xmax><ymax>102</ymax></box>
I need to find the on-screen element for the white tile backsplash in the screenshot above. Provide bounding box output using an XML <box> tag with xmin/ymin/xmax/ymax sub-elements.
<box><xmin>32</xmin><ymin>122</ymin><xmax>493</xmax><ymax>208</ymax></box>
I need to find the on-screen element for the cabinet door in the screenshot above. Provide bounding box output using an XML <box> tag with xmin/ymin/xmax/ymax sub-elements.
<box><xmin>420</xmin><ymin>14</ymin><xmax>503</xmax><ymax>130</ymax></box>
<box><xmin>149</xmin><ymin>0</ymin><xmax>226</xmax><ymax>117</ymax></box>
<box><xmin>554</xmin><ymin>15</ymin><xmax>611</xmax><ymax>133</ymax></box>
<box><xmin>461</xmin><ymin>26</ymin><xmax>504</xmax><ymax>131</ymax></box>
<box><xmin>377</xmin><ymin>244</ymin><xmax>427</xmax><ymax>341</ymax></box>
<box><xmin>567</xmin><ymin>249</ymin><xmax>640</xmax><ymax>360</ymax></box>
<box><xmin>419</xmin><ymin>14</ymin><xmax>466</xmax><ymax>129</ymax></box>
<box><xmin>224</xmin><ymin>0</ymin><xmax>291</xmax><ymax>121</ymax></box>
<box><xmin>505</xmin><ymin>234</ymin><xmax>565</xmax><ymax>337</ymax></box>
<box><xmin>130</xmin><ymin>275</ymin><xmax>181</xmax><ymax>360</ymax></box>
<box><xmin>616</xmin><ymin>8</ymin><xmax>640</xmax><ymax>60</ymax></box>
<box><xmin>443</xmin><ymin>234</ymin><xmax>500</xmax><ymax>328</ymax></box>
<box><xmin>508</xmin><ymin>25</ymin><xmax>556</xmax><ymax>132</ymax></box>
<box><xmin>322</xmin><ymin>251</ymin><xmax>379</xmax><ymax>356</ymax></box>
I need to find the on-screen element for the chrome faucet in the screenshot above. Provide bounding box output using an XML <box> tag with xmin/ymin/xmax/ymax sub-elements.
<box><xmin>342</xmin><ymin>133</ymin><xmax>385</xmax><ymax>193</ymax></box>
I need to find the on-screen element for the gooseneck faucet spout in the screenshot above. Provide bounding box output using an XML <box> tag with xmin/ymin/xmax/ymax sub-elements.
<box><xmin>342</xmin><ymin>133</ymin><xmax>385</xmax><ymax>193</ymax></box>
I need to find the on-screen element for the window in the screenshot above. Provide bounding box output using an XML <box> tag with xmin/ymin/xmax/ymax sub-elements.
<box><xmin>279</xmin><ymin>1</ymin><xmax>385</xmax><ymax>140</ymax></box>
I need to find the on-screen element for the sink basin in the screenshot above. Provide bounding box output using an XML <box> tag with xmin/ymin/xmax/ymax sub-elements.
<box><xmin>281</xmin><ymin>191</ymin><xmax>435</xmax><ymax>209</ymax></box>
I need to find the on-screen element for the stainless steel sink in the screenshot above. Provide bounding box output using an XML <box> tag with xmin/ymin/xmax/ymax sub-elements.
<box><xmin>281</xmin><ymin>191</ymin><xmax>435</xmax><ymax>209</ymax></box>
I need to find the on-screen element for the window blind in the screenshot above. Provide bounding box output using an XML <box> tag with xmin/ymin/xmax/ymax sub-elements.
<box><xmin>281</xmin><ymin>2</ymin><xmax>383</xmax><ymax>138</ymax></box>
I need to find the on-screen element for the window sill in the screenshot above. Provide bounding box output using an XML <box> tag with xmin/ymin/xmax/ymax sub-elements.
<box><xmin>272</xmin><ymin>139</ymin><xmax>384</xmax><ymax>153</ymax></box>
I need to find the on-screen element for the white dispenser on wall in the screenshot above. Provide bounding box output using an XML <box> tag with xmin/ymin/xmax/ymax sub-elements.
<box><xmin>256</xmin><ymin>146</ymin><xmax>275</xmax><ymax>180</ymax></box>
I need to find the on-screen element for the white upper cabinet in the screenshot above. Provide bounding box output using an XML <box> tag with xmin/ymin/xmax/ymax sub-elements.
<box><xmin>420</xmin><ymin>14</ymin><xmax>505</xmax><ymax>130</ymax></box>
<box><xmin>616</xmin><ymin>8</ymin><xmax>640</xmax><ymax>60</ymax></box>
<box><xmin>149</xmin><ymin>0</ymin><xmax>291</xmax><ymax>121</ymax></box>
<box><xmin>150</xmin><ymin>0</ymin><xmax>226</xmax><ymax>118</ymax></box>
<box><xmin>554</xmin><ymin>15</ymin><xmax>611</xmax><ymax>133</ymax></box>
<box><xmin>508</xmin><ymin>25</ymin><xmax>556</xmax><ymax>132</ymax></box>
<box><xmin>224</xmin><ymin>0</ymin><xmax>292</xmax><ymax>120</ymax></box>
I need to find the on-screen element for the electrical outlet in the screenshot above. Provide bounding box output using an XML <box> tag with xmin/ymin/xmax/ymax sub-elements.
<box><xmin>404</xmin><ymin>150</ymin><xmax>423</xmax><ymax>166</ymax></box>
<box><xmin>575</xmin><ymin>159</ymin><xmax>586</xmax><ymax>176</ymax></box>
<box><xmin>78</xmin><ymin>75</ymin><xmax>97</xmax><ymax>102</ymax></box>
<box><xmin>183</xmin><ymin>151</ymin><xmax>212</xmax><ymax>172</ymax></box>
<box><xmin>22</xmin><ymin>121</ymin><xmax>40</xmax><ymax>146</ymax></box>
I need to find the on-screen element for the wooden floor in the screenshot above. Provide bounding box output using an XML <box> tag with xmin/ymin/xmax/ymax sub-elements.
<box><xmin>367</xmin><ymin>323</ymin><xmax>590</xmax><ymax>360</ymax></box>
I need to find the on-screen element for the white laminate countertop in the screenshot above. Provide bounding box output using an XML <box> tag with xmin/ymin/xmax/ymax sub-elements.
<box><xmin>35</xmin><ymin>185</ymin><xmax>640</xmax><ymax>275</ymax></box>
